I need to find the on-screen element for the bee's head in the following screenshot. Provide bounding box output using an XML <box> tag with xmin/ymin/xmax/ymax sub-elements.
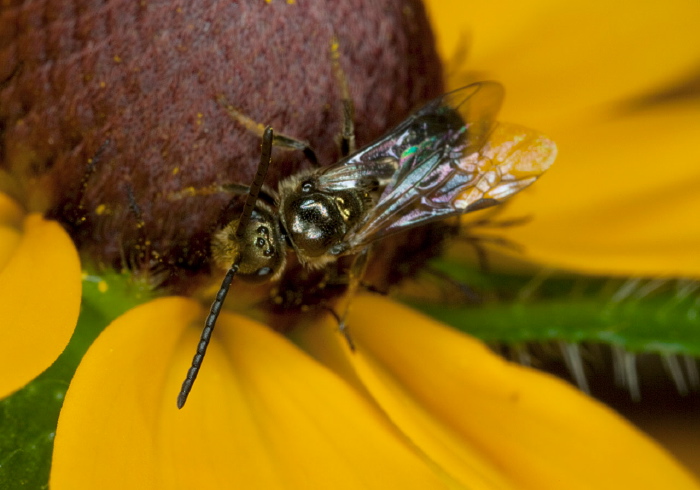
<box><xmin>211</xmin><ymin>204</ymin><xmax>286</xmax><ymax>283</ymax></box>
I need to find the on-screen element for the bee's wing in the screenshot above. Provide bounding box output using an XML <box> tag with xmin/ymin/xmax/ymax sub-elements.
<box><xmin>334</xmin><ymin>82</ymin><xmax>557</xmax><ymax>251</ymax></box>
<box><xmin>349</xmin><ymin>122</ymin><xmax>557</xmax><ymax>249</ymax></box>
<box><xmin>386</xmin><ymin>81</ymin><xmax>505</xmax><ymax>188</ymax></box>
<box><xmin>316</xmin><ymin>82</ymin><xmax>505</xmax><ymax>193</ymax></box>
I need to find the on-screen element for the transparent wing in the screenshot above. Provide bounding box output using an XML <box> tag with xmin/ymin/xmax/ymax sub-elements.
<box><xmin>350</xmin><ymin>122</ymin><xmax>557</xmax><ymax>248</ymax></box>
<box><xmin>315</xmin><ymin>82</ymin><xmax>505</xmax><ymax>193</ymax></box>
<box><xmin>334</xmin><ymin>83</ymin><xmax>557</xmax><ymax>251</ymax></box>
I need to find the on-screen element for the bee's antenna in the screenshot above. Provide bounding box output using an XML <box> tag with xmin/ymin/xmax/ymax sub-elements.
<box><xmin>177</xmin><ymin>127</ymin><xmax>274</xmax><ymax>409</ymax></box>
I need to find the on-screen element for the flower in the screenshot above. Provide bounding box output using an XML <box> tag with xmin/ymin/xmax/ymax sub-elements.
<box><xmin>49</xmin><ymin>0</ymin><xmax>700</xmax><ymax>480</ymax></box>
<box><xmin>51</xmin><ymin>295</ymin><xmax>698</xmax><ymax>489</ymax></box>
<box><xmin>3</xmin><ymin>0</ymin><xmax>699</xmax><ymax>488</ymax></box>
<box><xmin>0</xmin><ymin>192</ymin><xmax>81</xmax><ymax>399</ymax></box>
<box><xmin>425</xmin><ymin>0</ymin><xmax>700</xmax><ymax>278</ymax></box>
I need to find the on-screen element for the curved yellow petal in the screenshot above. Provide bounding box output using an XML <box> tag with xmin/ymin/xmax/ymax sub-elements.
<box><xmin>296</xmin><ymin>314</ymin><xmax>518</xmax><ymax>490</ymax></box>
<box><xmin>52</xmin><ymin>297</ymin><xmax>458</xmax><ymax>490</ymax></box>
<box><xmin>0</xmin><ymin>212</ymin><xmax>81</xmax><ymax>398</ymax></box>
<box><xmin>0</xmin><ymin>193</ymin><xmax>24</xmax><ymax>271</ymax></box>
<box><xmin>0</xmin><ymin>192</ymin><xmax>24</xmax><ymax>229</ymax></box>
<box><xmin>489</xmin><ymin>98</ymin><xmax>700</xmax><ymax>277</ymax></box>
<box><xmin>301</xmin><ymin>295</ymin><xmax>699</xmax><ymax>490</ymax></box>
<box><xmin>425</xmin><ymin>0</ymin><xmax>700</xmax><ymax>129</ymax></box>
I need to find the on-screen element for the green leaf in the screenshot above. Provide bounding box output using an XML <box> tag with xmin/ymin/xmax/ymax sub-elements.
<box><xmin>0</xmin><ymin>271</ymin><xmax>152</xmax><ymax>490</ymax></box>
<box><xmin>409</xmin><ymin>260</ymin><xmax>700</xmax><ymax>356</ymax></box>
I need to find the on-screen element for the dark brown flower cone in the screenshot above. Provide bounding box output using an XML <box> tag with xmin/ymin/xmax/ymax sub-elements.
<box><xmin>0</xmin><ymin>0</ymin><xmax>443</xmax><ymax>296</ymax></box>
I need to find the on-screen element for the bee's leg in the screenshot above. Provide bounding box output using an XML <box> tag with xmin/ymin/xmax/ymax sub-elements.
<box><xmin>320</xmin><ymin>306</ymin><xmax>357</xmax><ymax>350</ymax></box>
<box><xmin>167</xmin><ymin>183</ymin><xmax>237</xmax><ymax>201</ymax></box>
<box><xmin>457</xmin><ymin>204</ymin><xmax>528</xmax><ymax>272</ymax></box>
<box><xmin>217</xmin><ymin>96</ymin><xmax>320</xmax><ymax>167</ymax></box>
<box><xmin>167</xmin><ymin>181</ymin><xmax>277</xmax><ymax>233</ymax></box>
<box><xmin>168</xmin><ymin>183</ymin><xmax>276</xmax><ymax>207</ymax></box>
<box><xmin>168</xmin><ymin>183</ymin><xmax>251</xmax><ymax>200</ymax></box>
<box><xmin>335</xmin><ymin>246</ymin><xmax>372</xmax><ymax>350</ymax></box>
<box><xmin>330</xmin><ymin>36</ymin><xmax>356</xmax><ymax>157</ymax></box>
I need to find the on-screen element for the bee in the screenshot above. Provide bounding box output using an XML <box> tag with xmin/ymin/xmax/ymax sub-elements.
<box><xmin>177</xmin><ymin>81</ymin><xmax>557</xmax><ymax>408</ymax></box>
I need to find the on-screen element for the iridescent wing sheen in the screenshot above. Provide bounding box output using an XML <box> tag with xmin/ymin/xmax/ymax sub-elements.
<box><xmin>315</xmin><ymin>82</ymin><xmax>504</xmax><ymax>193</ymax></box>
<box><xmin>364</xmin><ymin>119</ymin><xmax>557</xmax><ymax>243</ymax></box>
<box><xmin>318</xmin><ymin>82</ymin><xmax>557</xmax><ymax>253</ymax></box>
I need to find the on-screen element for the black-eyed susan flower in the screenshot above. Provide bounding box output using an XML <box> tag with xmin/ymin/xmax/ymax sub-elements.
<box><xmin>2</xmin><ymin>0</ymin><xmax>700</xmax><ymax>488</ymax></box>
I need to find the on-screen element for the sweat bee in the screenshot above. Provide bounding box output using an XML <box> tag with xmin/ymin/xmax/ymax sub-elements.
<box><xmin>177</xmin><ymin>81</ymin><xmax>557</xmax><ymax>408</ymax></box>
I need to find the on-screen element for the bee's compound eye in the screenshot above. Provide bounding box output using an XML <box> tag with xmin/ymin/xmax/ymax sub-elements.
<box><xmin>212</xmin><ymin>207</ymin><xmax>286</xmax><ymax>282</ymax></box>
<box><xmin>232</xmin><ymin>213</ymin><xmax>285</xmax><ymax>284</ymax></box>
<box><xmin>211</xmin><ymin>205</ymin><xmax>286</xmax><ymax>283</ymax></box>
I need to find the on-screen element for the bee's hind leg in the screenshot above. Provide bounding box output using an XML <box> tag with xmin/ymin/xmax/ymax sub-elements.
<box><xmin>331</xmin><ymin>247</ymin><xmax>372</xmax><ymax>351</ymax></box>
<box><xmin>322</xmin><ymin>306</ymin><xmax>356</xmax><ymax>352</ymax></box>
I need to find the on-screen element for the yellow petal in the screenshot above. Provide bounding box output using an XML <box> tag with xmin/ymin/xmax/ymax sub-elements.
<box><xmin>296</xmin><ymin>313</ymin><xmax>518</xmax><ymax>490</ymax></box>
<box><xmin>490</xmin><ymin>98</ymin><xmax>700</xmax><ymax>277</ymax></box>
<box><xmin>52</xmin><ymin>297</ymin><xmax>458</xmax><ymax>490</ymax></box>
<box><xmin>301</xmin><ymin>295</ymin><xmax>700</xmax><ymax>490</ymax></box>
<box><xmin>0</xmin><ymin>192</ymin><xmax>24</xmax><ymax>229</ymax></box>
<box><xmin>0</xmin><ymin>212</ymin><xmax>81</xmax><ymax>398</ymax></box>
<box><xmin>0</xmin><ymin>193</ymin><xmax>24</xmax><ymax>271</ymax></box>
<box><xmin>425</xmin><ymin>0</ymin><xmax>700</xmax><ymax>129</ymax></box>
